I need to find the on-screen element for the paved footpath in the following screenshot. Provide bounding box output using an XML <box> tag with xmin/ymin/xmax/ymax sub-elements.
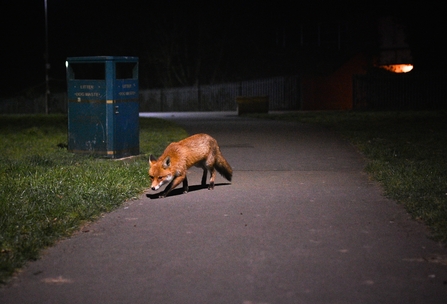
<box><xmin>1</xmin><ymin>112</ymin><xmax>447</xmax><ymax>304</ymax></box>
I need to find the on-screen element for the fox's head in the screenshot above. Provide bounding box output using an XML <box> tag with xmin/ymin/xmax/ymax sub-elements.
<box><xmin>149</xmin><ymin>155</ymin><xmax>174</xmax><ymax>191</ymax></box>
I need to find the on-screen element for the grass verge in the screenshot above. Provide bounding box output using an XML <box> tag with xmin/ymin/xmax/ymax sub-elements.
<box><xmin>251</xmin><ymin>111</ymin><xmax>447</xmax><ymax>243</ymax></box>
<box><xmin>0</xmin><ymin>115</ymin><xmax>188</xmax><ymax>284</ymax></box>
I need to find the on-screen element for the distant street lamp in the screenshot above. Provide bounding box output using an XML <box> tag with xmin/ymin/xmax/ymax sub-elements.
<box><xmin>377</xmin><ymin>17</ymin><xmax>414</xmax><ymax>74</ymax></box>
<box><xmin>44</xmin><ymin>0</ymin><xmax>49</xmax><ymax>114</ymax></box>
<box><xmin>379</xmin><ymin>64</ymin><xmax>413</xmax><ymax>73</ymax></box>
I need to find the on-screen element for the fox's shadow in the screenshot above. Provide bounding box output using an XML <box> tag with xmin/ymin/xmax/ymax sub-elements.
<box><xmin>146</xmin><ymin>183</ymin><xmax>231</xmax><ymax>199</ymax></box>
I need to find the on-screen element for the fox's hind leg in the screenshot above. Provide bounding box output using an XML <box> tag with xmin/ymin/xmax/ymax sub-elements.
<box><xmin>208</xmin><ymin>167</ymin><xmax>216</xmax><ymax>190</ymax></box>
<box><xmin>201</xmin><ymin>169</ymin><xmax>207</xmax><ymax>187</ymax></box>
<box><xmin>204</xmin><ymin>157</ymin><xmax>216</xmax><ymax>190</ymax></box>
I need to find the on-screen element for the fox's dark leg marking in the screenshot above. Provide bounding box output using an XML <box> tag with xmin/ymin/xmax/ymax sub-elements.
<box><xmin>201</xmin><ymin>169</ymin><xmax>207</xmax><ymax>187</ymax></box>
<box><xmin>159</xmin><ymin>175</ymin><xmax>185</xmax><ymax>198</ymax></box>
<box><xmin>182</xmin><ymin>176</ymin><xmax>189</xmax><ymax>193</ymax></box>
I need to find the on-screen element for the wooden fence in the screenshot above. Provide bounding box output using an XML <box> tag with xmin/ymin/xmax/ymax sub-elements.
<box><xmin>139</xmin><ymin>76</ymin><xmax>301</xmax><ymax>112</ymax></box>
<box><xmin>3</xmin><ymin>74</ymin><xmax>447</xmax><ymax>113</ymax></box>
<box><xmin>0</xmin><ymin>92</ymin><xmax>67</xmax><ymax>114</ymax></box>
<box><xmin>353</xmin><ymin>74</ymin><xmax>447</xmax><ymax>110</ymax></box>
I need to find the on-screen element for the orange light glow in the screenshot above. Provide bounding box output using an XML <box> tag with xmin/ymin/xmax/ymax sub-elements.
<box><xmin>380</xmin><ymin>64</ymin><xmax>413</xmax><ymax>73</ymax></box>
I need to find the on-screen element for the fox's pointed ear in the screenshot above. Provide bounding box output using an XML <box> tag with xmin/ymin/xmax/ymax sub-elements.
<box><xmin>149</xmin><ymin>155</ymin><xmax>157</xmax><ymax>165</ymax></box>
<box><xmin>162</xmin><ymin>156</ymin><xmax>171</xmax><ymax>169</ymax></box>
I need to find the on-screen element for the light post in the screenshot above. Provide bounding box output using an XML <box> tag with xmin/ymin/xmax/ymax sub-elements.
<box><xmin>44</xmin><ymin>0</ymin><xmax>49</xmax><ymax>114</ymax></box>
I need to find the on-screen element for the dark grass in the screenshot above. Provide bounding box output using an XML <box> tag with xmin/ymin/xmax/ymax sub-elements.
<box><xmin>250</xmin><ymin>111</ymin><xmax>447</xmax><ymax>243</ymax></box>
<box><xmin>0</xmin><ymin>115</ymin><xmax>188</xmax><ymax>283</ymax></box>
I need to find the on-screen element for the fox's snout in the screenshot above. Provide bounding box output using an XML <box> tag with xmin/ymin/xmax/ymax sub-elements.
<box><xmin>150</xmin><ymin>180</ymin><xmax>163</xmax><ymax>191</ymax></box>
<box><xmin>151</xmin><ymin>183</ymin><xmax>163</xmax><ymax>191</ymax></box>
<box><xmin>149</xmin><ymin>174</ymin><xmax>173</xmax><ymax>192</ymax></box>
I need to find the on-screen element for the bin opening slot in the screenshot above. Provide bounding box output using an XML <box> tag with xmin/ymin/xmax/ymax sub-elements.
<box><xmin>70</xmin><ymin>63</ymin><xmax>105</xmax><ymax>80</ymax></box>
<box><xmin>116</xmin><ymin>62</ymin><xmax>138</xmax><ymax>80</ymax></box>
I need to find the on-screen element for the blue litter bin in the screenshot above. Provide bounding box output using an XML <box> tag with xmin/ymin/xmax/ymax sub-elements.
<box><xmin>66</xmin><ymin>56</ymin><xmax>139</xmax><ymax>158</ymax></box>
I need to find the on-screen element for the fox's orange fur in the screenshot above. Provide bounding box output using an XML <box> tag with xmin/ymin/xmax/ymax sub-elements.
<box><xmin>149</xmin><ymin>133</ymin><xmax>232</xmax><ymax>198</ymax></box>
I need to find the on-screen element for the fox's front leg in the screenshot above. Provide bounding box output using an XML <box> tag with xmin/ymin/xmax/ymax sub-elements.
<box><xmin>159</xmin><ymin>175</ymin><xmax>187</xmax><ymax>198</ymax></box>
<box><xmin>182</xmin><ymin>176</ymin><xmax>189</xmax><ymax>193</ymax></box>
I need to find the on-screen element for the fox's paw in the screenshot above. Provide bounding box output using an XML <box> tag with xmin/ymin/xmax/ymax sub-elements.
<box><xmin>208</xmin><ymin>182</ymin><xmax>215</xmax><ymax>190</ymax></box>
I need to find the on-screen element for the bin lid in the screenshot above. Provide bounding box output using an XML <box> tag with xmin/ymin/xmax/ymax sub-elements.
<box><xmin>67</xmin><ymin>56</ymin><xmax>138</xmax><ymax>63</ymax></box>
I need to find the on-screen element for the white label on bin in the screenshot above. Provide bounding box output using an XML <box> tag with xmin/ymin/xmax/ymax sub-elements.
<box><xmin>75</xmin><ymin>92</ymin><xmax>100</xmax><ymax>97</ymax></box>
<box><xmin>118</xmin><ymin>91</ymin><xmax>136</xmax><ymax>96</ymax></box>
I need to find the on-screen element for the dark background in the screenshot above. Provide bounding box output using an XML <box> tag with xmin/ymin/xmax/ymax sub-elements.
<box><xmin>1</xmin><ymin>0</ymin><xmax>446</xmax><ymax>98</ymax></box>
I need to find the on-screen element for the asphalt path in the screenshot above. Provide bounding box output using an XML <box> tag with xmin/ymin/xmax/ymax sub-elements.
<box><xmin>1</xmin><ymin>112</ymin><xmax>447</xmax><ymax>303</ymax></box>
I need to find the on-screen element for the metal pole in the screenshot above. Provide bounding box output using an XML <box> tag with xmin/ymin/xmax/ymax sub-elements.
<box><xmin>44</xmin><ymin>0</ymin><xmax>49</xmax><ymax>114</ymax></box>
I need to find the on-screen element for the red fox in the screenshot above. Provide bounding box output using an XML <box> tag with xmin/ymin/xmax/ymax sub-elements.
<box><xmin>149</xmin><ymin>133</ymin><xmax>233</xmax><ymax>198</ymax></box>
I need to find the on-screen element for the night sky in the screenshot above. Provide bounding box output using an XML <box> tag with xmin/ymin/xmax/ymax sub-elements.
<box><xmin>1</xmin><ymin>0</ymin><xmax>446</xmax><ymax>98</ymax></box>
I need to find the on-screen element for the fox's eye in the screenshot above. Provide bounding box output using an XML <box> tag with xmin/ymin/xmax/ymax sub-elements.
<box><xmin>158</xmin><ymin>176</ymin><xmax>163</xmax><ymax>180</ymax></box>
<box><xmin>149</xmin><ymin>176</ymin><xmax>153</xmax><ymax>180</ymax></box>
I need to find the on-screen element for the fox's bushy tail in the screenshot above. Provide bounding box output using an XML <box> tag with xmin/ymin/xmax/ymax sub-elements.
<box><xmin>215</xmin><ymin>154</ymin><xmax>233</xmax><ymax>182</ymax></box>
